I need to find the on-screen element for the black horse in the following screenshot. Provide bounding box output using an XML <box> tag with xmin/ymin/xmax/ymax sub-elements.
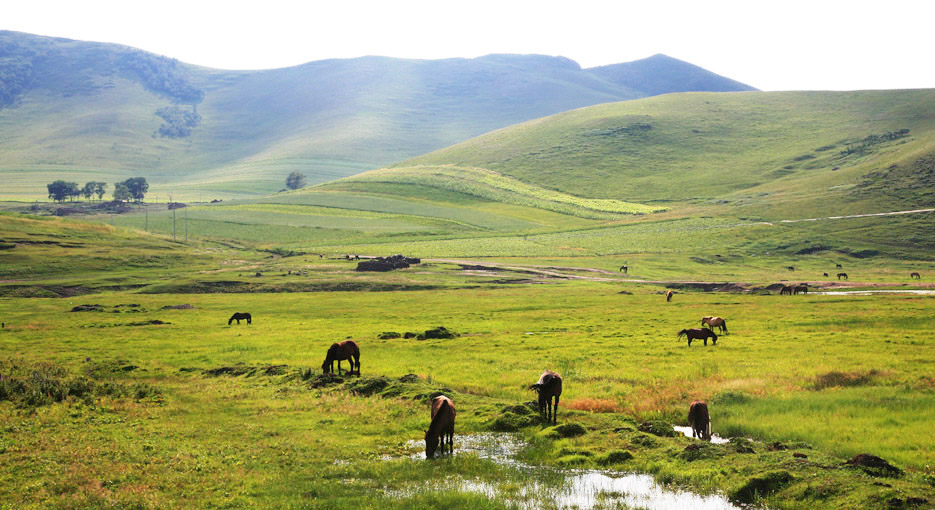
<box><xmin>228</xmin><ymin>312</ymin><xmax>252</xmax><ymax>325</ymax></box>
<box><xmin>678</xmin><ymin>328</ymin><xmax>718</xmax><ymax>346</ymax></box>
<box><xmin>837</xmin><ymin>273</ymin><xmax>848</xmax><ymax>280</ymax></box>
<box><xmin>619</xmin><ymin>265</ymin><xmax>628</xmax><ymax>273</ymax></box>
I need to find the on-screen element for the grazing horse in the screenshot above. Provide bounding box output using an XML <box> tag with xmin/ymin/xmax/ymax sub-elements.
<box><xmin>425</xmin><ymin>395</ymin><xmax>456</xmax><ymax>458</ymax></box>
<box><xmin>530</xmin><ymin>370</ymin><xmax>563</xmax><ymax>424</ymax></box>
<box><xmin>910</xmin><ymin>272</ymin><xmax>921</xmax><ymax>280</ymax></box>
<box><xmin>780</xmin><ymin>285</ymin><xmax>793</xmax><ymax>295</ymax></box>
<box><xmin>322</xmin><ymin>340</ymin><xmax>360</xmax><ymax>376</ymax></box>
<box><xmin>688</xmin><ymin>401</ymin><xmax>711</xmax><ymax>440</ymax></box>
<box><xmin>228</xmin><ymin>312</ymin><xmax>252</xmax><ymax>325</ymax></box>
<box><xmin>823</xmin><ymin>272</ymin><xmax>829</xmax><ymax>277</ymax></box>
<box><xmin>666</xmin><ymin>290</ymin><xmax>674</xmax><ymax>302</ymax></box>
<box><xmin>701</xmin><ymin>316</ymin><xmax>728</xmax><ymax>333</ymax></box>
<box><xmin>794</xmin><ymin>284</ymin><xmax>808</xmax><ymax>295</ymax></box>
<box><xmin>619</xmin><ymin>265</ymin><xmax>628</xmax><ymax>273</ymax></box>
<box><xmin>837</xmin><ymin>273</ymin><xmax>848</xmax><ymax>280</ymax></box>
<box><xmin>836</xmin><ymin>263</ymin><xmax>843</xmax><ymax>269</ymax></box>
<box><xmin>678</xmin><ymin>328</ymin><xmax>718</xmax><ymax>346</ymax></box>
<box><xmin>787</xmin><ymin>266</ymin><xmax>795</xmax><ymax>271</ymax></box>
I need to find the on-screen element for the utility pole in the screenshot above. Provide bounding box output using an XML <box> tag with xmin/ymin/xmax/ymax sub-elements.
<box><xmin>185</xmin><ymin>206</ymin><xmax>188</xmax><ymax>242</ymax></box>
<box><xmin>173</xmin><ymin>207</ymin><xmax>176</xmax><ymax>241</ymax></box>
<box><xmin>145</xmin><ymin>207</ymin><xmax>148</xmax><ymax>232</ymax></box>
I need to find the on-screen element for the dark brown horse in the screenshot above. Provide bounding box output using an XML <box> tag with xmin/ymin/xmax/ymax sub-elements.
<box><xmin>530</xmin><ymin>370</ymin><xmax>563</xmax><ymax>424</ymax></box>
<box><xmin>228</xmin><ymin>312</ymin><xmax>252</xmax><ymax>325</ymax></box>
<box><xmin>678</xmin><ymin>328</ymin><xmax>718</xmax><ymax>346</ymax></box>
<box><xmin>910</xmin><ymin>272</ymin><xmax>921</xmax><ymax>280</ymax></box>
<box><xmin>787</xmin><ymin>266</ymin><xmax>795</xmax><ymax>271</ymax></box>
<box><xmin>425</xmin><ymin>395</ymin><xmax>456</xmax><ymax>458</ymax></box>
<box><xmin>823</xmin><ymin>272</ymin><xmax>829</xmax><ymax>277</ymax></box>
<box><xmin>322</xmin><ymin>340</ymin><xmax>360</xmax><ymax>376</ymax></box>
<box><xmin>619</xmin><ymin>265</ymin><xmax>628</xmax><ymax>273</ymax></box>
<box><xmin>794</xmin><ymin>284</ymin><xmax>808</xmax><ymax>295</ymax></box>
<box><xmin>666</xmin><ymin>290</ymin><xmax>674</xmax><ymax>302</ymax></box>
<box><xmin>688</xmin><ymin>401</ymin><xmax>711</xmax><ymax>440</ymax></box>
<box><xmin>780</xmin><ymin>285</ymin><xmax>793</xmax><ymax>295</ymax></box>
<box><xmin>837</xmin><ymin>273</ymin><xmax>848</xmax><ymax>280</ymax></box>
<box><xmin>836</xmin><ymin>263</ymin><xmax>843</xmax><ymax>269</ymax></box>
<box><xmin>701</xmin><ymin>316</ymin><xmax>727</xmax><ymax>333</ymax></box>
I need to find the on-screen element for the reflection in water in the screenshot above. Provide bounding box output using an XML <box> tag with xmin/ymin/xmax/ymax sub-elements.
<box><xmin>672</xmin><ymin>425</ymin><xmax>731</xmax><ymax>444</ymax></box>
<box><xmin>392</xmin><ymin>433</ymin><xmax>741</xmax><ymax>510</ymax></box>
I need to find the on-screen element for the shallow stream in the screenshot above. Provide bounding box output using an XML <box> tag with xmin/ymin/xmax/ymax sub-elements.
<box><xmin>390</xmin><ymin>433</ymin><xmax>741</xmax><ymax>510</ymax></box>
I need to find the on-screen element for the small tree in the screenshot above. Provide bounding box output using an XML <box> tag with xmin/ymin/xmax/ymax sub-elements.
<box><xmin>81</xmin><ymin>182</ymin><xmax>95</xmax><ymax>202</ymax></box>
<box><xmin>113</xmin><ymin>182</ymin><xmax>131</xmax><ymax>202</ymax></box>
<box><xmin>285</xmin><ymin>171</ymin><xmax>307</xmax><ymax>190</ymax></box>
<box><xmin>119</xmin><ymin>177</ymin><xmax>149</xmax><ymax>203</ymax></box>
<box><xmin>47</xmin><ymin>180</ymin><xmax>79</xmax><ymax>203</ymax></box>
<box><xmin>93</xmin><ymin>182</ymin><xmax>107</xmax><ymax>201</ymax></box>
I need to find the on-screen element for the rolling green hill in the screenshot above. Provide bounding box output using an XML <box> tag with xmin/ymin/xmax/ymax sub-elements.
<box><xmin>0</xmin><ymin>31</ymin><xmax>754</xmax><ymax>200</ymax></box>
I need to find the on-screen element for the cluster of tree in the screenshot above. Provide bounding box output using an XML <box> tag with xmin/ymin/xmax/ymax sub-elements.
<box><xmin>841</xmin><ymin>129</ymin><xmax>911</xmax><ymax>156</ymax></box>
<box><xmin>285</xmin><ymin>171</ymin><xmax>307</xmax><ymax>190</ymax></box>
<box><xmin>155</xmin><ymin>105</ymin><xmax>202</xmax><ymax>138</ymax></box>
<box><xmin>119</xmin><ymin>51</ymin><xmax>204</xmax><ymax>103</ymax></box>
<box><xmin>46</xmin><ymin>178</ymin><xmax>148</xmax><ymax>203</ymax></box>
<box><xmin>0</xmin><ymin>57</ymin><xmax>34</xmax><ymax>108</ymax></box>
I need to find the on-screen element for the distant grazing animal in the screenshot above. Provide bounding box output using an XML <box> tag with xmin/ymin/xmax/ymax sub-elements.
<box><xmin>228</xmin><ymin>312</ymin><xmax>252</xmax><ymax>325</ymax></box>
<box><xmin>619</xmin><ymin>265</ymin><xmax>628</xmax><ymax>273</ymax></box>
<box><xmin>322</xmin><ymin>340</ymin><xmax>360</xmax><ymax>376</ymax></box>
<box><xmin>794</xmin><ymin>284</ymin><xmax>808</xmax><ymax>295</ymax></box>
<box><xmin>836</xmin><ymin>263</ymin><xmax>843</xmax><ymax>269</ymax></box>
<box><xmin>701</xmin><ymin>316</ymin><xmax>727</xmax><ymax>334</ymax></box>
<box><xmin>530</xmin><ymin>370</ymin><xmax>563</xmax><ymax>424</ymax></box>
<box><xmin>910</xmin><ymin>272</ymin><xmax>921</xmax><ymax>279</ymax></box>
<box><xmin>837</xmin><ymin>273</ymin><xmax>848</xmax><ymax>280</ymax></box>
<box><xmin>666</xmin><ymin>290</ymin><xmax>674</xmax><ymax>302</ymax></box>
<box><xmin>678</xmin><ymin>328</ymin><xmax>718</xmax><ymax>346</ymax></box>
<box><xmin>688</xmin><ymin>401</ymin><xmax>711</xmax><ymax>440</ymax></box>
<box><xmin>780</xmin><ymin>285</ymin><xmax>793</xmax><ymax>295</ymax></box>
<box><xmin>823</xmin><ymin>272</ymin><xmax>829</xmax><ymax>277</ymax></box>
<box><xmin>787</xmin><ymin>266</ymin><xmax>795</xmax><ymax>271</ymax></box>
<box><xmin>425</xmin><ymin>395</ymin><xmax>456</xmax><ymax>459</ymax></box>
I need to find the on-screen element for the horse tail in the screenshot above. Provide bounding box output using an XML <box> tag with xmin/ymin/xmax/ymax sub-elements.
<box><xmin>722</xmin><ymin>321</ymin><xmax>727</xmax><ymax>333</ymax></box>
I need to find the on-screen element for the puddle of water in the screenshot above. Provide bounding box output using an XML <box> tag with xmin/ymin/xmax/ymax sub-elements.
<box><xmin>672</xmin><ymin>425</ymin><xmax>731</xmax><ymax>445</ymax></box>
<box><xmin>814</xmin><ymin>290</ymin><xmax>935</xmax><ymax>296</ymax></box>
<box><xmin>391</xmin><ymin>433</ymin><xmax>742</xmax><ymax>510</ymax></box>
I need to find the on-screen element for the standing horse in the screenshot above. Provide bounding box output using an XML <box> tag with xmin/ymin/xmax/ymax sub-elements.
<box><xmin>787</xmin><ymin>266</ymin><xmax>795</xmax><ymax>271</ymax></box>
<box><xmin>678</xmin><ymin>328</ymin><xmax>718</xmax><ymax>346</ymax></box>
<box><xmin>228</xmin><ymin>312</ymin><xmax>252</xmax><ymax>325</ymax></box>
<box><xmin>322</xmin><ymin>340</ymin><xmax>360</xmax><ymax>376</ymax></box>
<box><xmin>836</xmin><ymin>263</ymin><xmax>843</xmax><ymax>269</ymax></box>
<box><xmin>666</xmin><ymin>290</ymin><xmax>674</xmax><ymax>302</ymax></box>
<box><xmin>780</xmin><ymin>285</ymin><xmax>793</xmax><ymax>295</ymax></box>
<box><xmin>701</xmin><ymin>316</ymin><xmax>728</xmax><ymax>334</ymax></box>
<box><xmin>688</xmin><ymin>401</ymin><xmax>711</xmax><ymax>440</ymax></box>
<box><xmin>530</xmin><ymin>370</ymin><xmax>563</xmax><ymax>424</ymax></box>
<box><xmin>823</xmin><ymin>272</ymin><xmax>829</xmax><ymax>277</ymax></box>
<box><xmin>425</xmin><ymin>395</ymin><xmax>456</xmax><ymax>458</ymax></box>
<box><xmin>794</xmin><ymin>284</ymin><xmax>808</xmax><ymax>295</ymax></box>
<box><xmin>837</xmin><ymin>273</ymin><xmax>848</xmax><ymax>280</ymax></box>
<box><xmin>619</xmin><ymin>265</ymin><xmax>628</xmax><ymax>273</ymax></box>
<box><xmin>910</xmin><ymin>272</ymin><xmax>921</xmax><ymax>280</ymax></box>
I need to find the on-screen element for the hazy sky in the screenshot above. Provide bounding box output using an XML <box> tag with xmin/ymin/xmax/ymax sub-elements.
<box><xmin>6</xmin><ymin>0</ymin><xmax>934</xmax><ymax>91</ymax></box>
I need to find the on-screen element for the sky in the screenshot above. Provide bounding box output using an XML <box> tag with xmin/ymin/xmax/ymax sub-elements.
<box><xmin>5</xmin><ymin>0</ymin><xmax>935</xmax><ymax>91</ymax></box>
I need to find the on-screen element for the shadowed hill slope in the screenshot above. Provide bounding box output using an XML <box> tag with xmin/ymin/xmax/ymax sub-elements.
<box><xmin>0</xmin><ymin>30</ymin><xmax>755</xmax><ymax>199</ymax></box>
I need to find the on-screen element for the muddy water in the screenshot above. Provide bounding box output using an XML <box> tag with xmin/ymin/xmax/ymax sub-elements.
<box><xmin>672</xmin><ymin>425</ymin><xmax>731</xmax><ymax>444</ymax></box>
<box><xmin>392</xmin><ymin>433</ymin><xmax>742</xmax><ymax>510</ymax></box>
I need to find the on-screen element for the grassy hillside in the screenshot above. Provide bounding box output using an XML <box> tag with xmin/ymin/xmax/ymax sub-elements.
<box><xmin>0</xmin><ymin>31</ymin><xmax>754</xmax><ymax>200</ymax></box>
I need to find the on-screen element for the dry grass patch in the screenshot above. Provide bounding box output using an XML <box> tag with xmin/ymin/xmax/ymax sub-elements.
<box><xmin>564</xmin><ymin>398</ymin><xmax>621</xmax><ymax>413</ymax></box>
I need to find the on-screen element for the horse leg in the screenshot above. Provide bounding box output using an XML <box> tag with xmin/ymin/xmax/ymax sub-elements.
<box><xmin>337</xmin><ymin>359</ymin><xmax>343</xmax><ymax>375</ymax></box>
<box><xmin>553</xmin><ymin>396</ymin><xmax>559</xmax><ymax>424</ymax></box>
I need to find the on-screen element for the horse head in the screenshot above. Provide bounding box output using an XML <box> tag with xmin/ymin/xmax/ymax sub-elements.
<box><xmin>424</xmin><ymin>429</ymin><xmax>440</xmax><ymax>458</ymax></box>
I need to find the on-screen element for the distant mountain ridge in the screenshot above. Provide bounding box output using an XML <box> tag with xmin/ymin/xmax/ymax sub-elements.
<box><xmin>0</xmin><ymin>30</ymin><xmax>756</xmax><ymax>199</ymax></box>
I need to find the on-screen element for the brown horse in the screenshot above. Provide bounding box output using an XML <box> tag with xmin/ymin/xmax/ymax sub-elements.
<box><xmin>910</xmin><ymin>272</ymin><xmax>921</xmax><ymax>280</ymax></box>
<box><xmin>425</xmin><ymin>395</ymin><xmax>456</xmax><ymax>458</ymax></box>
<box><xmin>688</xmin><ymin>401</ymin><xmax>711</xmax><ymax>440</ymax></box>
<box><xmin>780</xmin><ymin>285</ymin><xmax>793</xmax><ymax>295</ymax></box>
<box><xmin>678</xmin><ymin>328</ymin><xmax>718</xmax><ymax>346</ymax></box>
<box><xmin>701</xmin><ymin>316</ymin><xmax>727</xmax><ymax>334</ymax></box>
<box><xmin>228</xmin><ymin>312</ymin><xmax>252</xmax><ymax>325</ymax></box>
<box><xmin>666</xmin><ymin>290</ymin><xmax>674</xmax><ymax>302</ymax></box>
<box><xmin>322</xmin><ymin>340</ymin><xmax>360</xmax><ymax>376</ymax></box>
<box><xmin>837</xmin><ymin>273</ymin><xmax>848</xmax><ymax>280</ymax></box>
<box><xmin>794</xmin><ymin>284</ymin><xmax>808</xmax><ymax>295</ymax></box>
<box><xmin>530</xmin><ymin>370</ymin><xmax>563</xmax><ymax>424</ymax></box>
